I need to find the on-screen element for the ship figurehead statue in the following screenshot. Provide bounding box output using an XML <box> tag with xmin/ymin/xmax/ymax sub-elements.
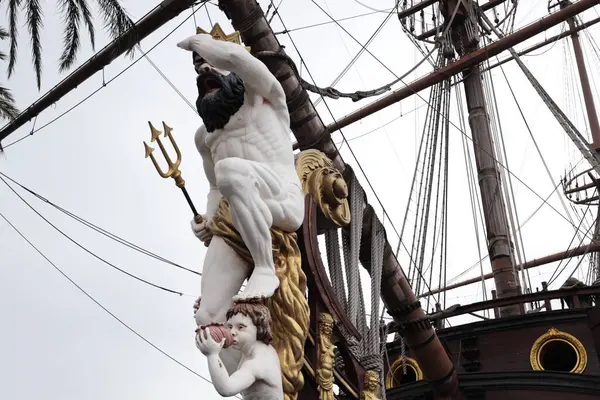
<box><xmin>196</xmin><ymin>299</ymin><xmax>283</xmax><ymax>399</ymax></box>
<box><xmin>176</xmin><ymin>23</ymin><xmax>309</xmax><ymax>400</ymax></box>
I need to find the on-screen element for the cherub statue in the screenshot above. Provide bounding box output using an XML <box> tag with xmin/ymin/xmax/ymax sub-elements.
<box><xmin>360</xmin><ymin>371</ymin><xmax>381</xmax><ymax>400</ymax></box>
<box><xmin>196</xmin><ymin>301</ymin><xmax>283</xmax><ymax>399</ymax></box>
<box><xmin>177</xmin><ymin>27</ymin><xmax>304</xmax><ymax>330</ymax></box>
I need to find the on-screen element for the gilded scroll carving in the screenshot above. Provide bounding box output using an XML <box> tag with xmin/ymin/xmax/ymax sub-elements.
<box><xmin>296</xmin><ymin>149</ymin><xmax>350</xmax><ymax>226</ymax></box>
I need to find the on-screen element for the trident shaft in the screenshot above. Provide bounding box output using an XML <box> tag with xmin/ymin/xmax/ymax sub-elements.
<box><xmin>144</xmin><ymin>121</ymin><xmax>203</xmax><ymax>224</ymax></box>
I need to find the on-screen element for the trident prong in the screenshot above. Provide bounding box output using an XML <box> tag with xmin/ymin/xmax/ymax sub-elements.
<box><xmin>149</xmin><ymin>122</ymin><xmax>161</xmax><ymax>142</ymax></box>
<box><xmin>162</xmin><ymin>121</ymin><xmax>182</xmax><ymax>162</ymax></box>
<box><xmin>145</xmin><ymin>121</ymin><xmax>183</xmax><ymax>184</ymax></box>
<box><xmin>144</xmin><ymin>121</ymin><xmax>203</xmax><ymax>224</ymax></box>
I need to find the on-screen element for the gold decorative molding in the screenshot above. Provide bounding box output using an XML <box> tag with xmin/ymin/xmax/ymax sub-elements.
<box><xmin>303</xmin><ymin>334</ymin><xmax>359</xmax><ymax>399</ymax></box>
<box><xmin>385</xmin><ymin>356</ymin><xmax>423</xmax><ymax>389</ymax></box>
<box><xmin>316</xmin><ymin>313</ymin><xmax>336</xmax><ymax>400</ymax></box>
<box><xmin>361</xmin><ymin>370</ymin><xmax>382</xmax><ymax>400</ymax></box>
<box><xmin>209</xmin><ymin>198</ymin><xmax>309</xmax><ymax>400</ymax></box>
<box><xmin>296</xmin><ymin>149</ymin><xmax>350</xmax><ymax>227</ymax></box>
<box><xmin>530</xmin><ymin>327</ymin><xmax>587</xmax><ymax>373</ymax></box>
<box><xmin>196</xmin><ymin>23</ymin><xmax>251</xmax><ymax>52</ymax></box>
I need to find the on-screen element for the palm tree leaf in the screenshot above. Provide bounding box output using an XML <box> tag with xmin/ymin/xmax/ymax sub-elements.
<box><xmin>0</xmin><ymin>85</ymin><xmax>20</xmax><ymax>121</ymax></box>
<box><xmin>25</xmin><ymin>0</ymin><xmax>44</xmax><ymax>89</ymax></box>
<box><xmin>75</xmin><ymin>0</ymin><xmax>95</xmax><ymax>50</ymax></box>
<box><xmin>58</xmin><ymin>0</ymin><xmax>81</xmax><ymax>72</ymax></box>
<box><xmin>95</xmin><ymin>0</ymin><xmax>137</xmax><ymax>57</ymax></box>
<box><xmin>0</xmin><ymin>30</ymin><xmax>8</xmax><ymax>61</ymax></box>
<box><xmin>7</xmin><ymin>0</ymin><xmax>22</xmax><ymax>78</ymax></box>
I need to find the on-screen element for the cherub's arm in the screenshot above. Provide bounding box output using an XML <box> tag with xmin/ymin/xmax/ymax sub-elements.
<box><xmin>178</xmin><ymin>34</ymin><xmax>286</xmax><ymax>111</ymax></box>
<box><xmin>194</xmin><ymin>126</ymin><xmax>221</xmax><ymax>220</ymax></box>
<box><xmin>206</xmin><ymin>355</ymin><xmax>257</xmax><ymax>397</ymax></box>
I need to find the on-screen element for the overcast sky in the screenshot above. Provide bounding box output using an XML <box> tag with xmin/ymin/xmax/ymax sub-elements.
<box><xmin>1</xmin><ymin>1</ymin><xmax>600</xmax><ymax>399</ymax></box>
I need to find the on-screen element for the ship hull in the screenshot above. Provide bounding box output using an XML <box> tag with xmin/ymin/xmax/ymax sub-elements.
<box><xmin>386</xmin><ymin>305</ymin><xmax>600</xmax><ymax>398</ymax></box>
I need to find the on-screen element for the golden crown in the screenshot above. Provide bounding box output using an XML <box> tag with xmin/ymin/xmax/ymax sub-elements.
<box><xmin>196</xmin><ymin>23</ymin><xmax>251</xmax><ymax>52</ymax></box>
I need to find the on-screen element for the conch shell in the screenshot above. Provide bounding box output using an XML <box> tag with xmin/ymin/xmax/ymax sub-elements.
<box><xmin>197</xmin><ymin>323</ymin><xmax>235</xmax><ymax>348</ymax></box>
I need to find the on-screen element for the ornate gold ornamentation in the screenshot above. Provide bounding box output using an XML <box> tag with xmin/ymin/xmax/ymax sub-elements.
<box><xmin>316</xmin><ymin>313</ymin><xmax>336</xmax><ymax>400</ymax></box>
<box><xmin>530</xmin><ymin>327</ymin><xmax>587</xmax><ymax>373</ymax></box>
<box><xmin>144</xmin><ymin>121</ymin><xmax>184</xmax><ymax>187</ymax></box>
<box><xmin>196</xmin><ymin>23</ymin><xmax>251</xmax><ymax>52</ymax></box>
<box><xmin>144</xmin><ymin>121</ymin><xmax>203</xmax><ymax>223</ymax></box>
<box><xmin>305</xmin><ymin>332</ymin><xmax>359</xmax><ymax>399</ymax></box>
<box><xmin>385</xmin><ymin>356</ymin><xmax>423</xmax><ymax>388</ymax></box>
<box><xmin>296</xmin><ymin>149</ymin><xmax>350</xmax><ymax>226</ymax></box>
<box><xmin>210</xmin><ymin>198</ymin><xmax>310</xmax><ymax>400</ymax></box>
<box><xmin>361</xmin><ymin>370</ymin><xmax>382</xmax><ymax>400</ymax></box>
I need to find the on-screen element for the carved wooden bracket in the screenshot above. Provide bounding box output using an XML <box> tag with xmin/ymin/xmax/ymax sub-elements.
<box><xmin>296</xmin><ymin>149</ymin><xmax>350</xmax><ymax>227</ymax></box>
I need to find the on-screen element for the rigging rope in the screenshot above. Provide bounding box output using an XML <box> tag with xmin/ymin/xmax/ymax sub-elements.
<box><xmin>0</xmin><ymin>170</ymin><xmax>200</xmax><ymax>276</ymax></box>
<box><xmin>365</xmin><ymin>214</ymin><xmax>385</xmax><ymax>363</ymax></box>
<box><xmin>480</xmin><ymin>43</ymin><xmax>531</xmax><ymax>295</ymax></box>
<box><xmin>325</xmin><ymin>229</ymin><xmax>348</xmax><ymax>306</ymax></box>
<box><xmin>456</xmin><ymin>81</ymin><xmax>489</xmax><ymax>307</ymax></box>
<box><xmin>311</xmin><ymin>1</ymin><xmax>398</xmax><ymax>107</ymax></box>
<box><xmin>0</xmin><ymin>209</ymin><xmax>237</xmax><ymax>398</ymax></box>
<box><xmin>270</xmin><ymin>0</ymin><xmax>421</xmax><ymax>278</ymax></box>
<box><xmin>426</xmin><ymin>157</ymin><xmax>587</xmax><ymax>296</ymax></box>
<box><xmin>2</xmin><ymin>5</ymin><xmax>204</xmax><ymax>150</ymax></box>
<box><xmin>272</xmin><ymin>9</ymin><xmax>387</xmax><ymax>35</ymax></box>
<box><xmin>342</xmin><ymin>173</ymin><xmax>365</xmax><ymax>329</ymax></box>
<box><xmin>397</xmin><ymin>51</ymin><xmax>452</xmax><ymax>299</ymax></box>
<box><xmin>548</xmin><ymin>193</ymin><xmax>596</xmax><ymax>285</ymax></box>
<box><xmin>0</xmin><ymin>175</ymin><xmax>191</xmax><ymax>296</ymax></box>
<box><xmin>480</xmin><ymin>11</ymin><xmax>600</xmax><ymax>178</ymax></box>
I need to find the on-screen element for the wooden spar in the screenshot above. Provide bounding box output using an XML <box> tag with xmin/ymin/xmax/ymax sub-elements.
<box><xmin>0</xmin><ymin>0</ymin><xmax>198</xmax><ymax>146</ymax></box>
<box><xmin>421</xmin><ymin>241</ymin><xmax>600</xmax><ymax>297</ymax></box>
<box><xmin>414</xmin><ymin>0</ymin><xmax>508</xmax><ymax>41</ymax></box>
<box><xmin>291</xmin><ymin>13</ymin><xmax>600</xmax><ymax>151</ymax></box>
<box><xmin>396</xmin><ymin>0</ymin><xmax>437</xmax><ymax>20</ymax></box>
<box><xmin>216</xmin><ymin>0</ymin><xmax>461</xmax><ymax>396</ymax></box>
<box><xmin>564</xmin><ymin>7</ymin><xmax>600</xmax><ymax>148</ymax></box>
<box><xmin>448</xmin><ymin>3</ymin><xmax>522</xmax><ymax>316</ymax></box>
<box><xmin>324</xmin><ymin>0</ymin><xmax>600</xmax><ymax>135</ymax></box>
<box><xmin>410</xmin><ymin>286</ymin><xmax>600</xmax><ymax>324</ymax></box>
<box><xmin>562</xmin><ymin>0</ymin><xmax>600</xmax><ymax>281</ymax></box>
<box><xmin>397</xmin><ymin>0</ymin><xmax>509</xmax><ymax>21</ymax></box>
<box><xmin>482</xmin><ymin>15</ymin><xmax>600</xmax><ymax>73</ymax></box>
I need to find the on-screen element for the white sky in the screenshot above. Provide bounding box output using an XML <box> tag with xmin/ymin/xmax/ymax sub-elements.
<box><xmin>1</xmin><ymin>1</ymin><xmax>600</xmax><ymax>399</ymax></box>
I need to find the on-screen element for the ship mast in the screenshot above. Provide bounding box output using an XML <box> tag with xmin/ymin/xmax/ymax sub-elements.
<box><xmin>560</xmin><ymin>0</ymin><xmax>600</xmax><ymax>147</ymax></box>
<box><xmin>443</xmin><ymin>0</ymin><xmax>522</xmax><ymax>316</ymax></box>
<box><xmin>559</xmin><ymin>0</ymin><xmax>600</xmax><ymax>281</ymax></box>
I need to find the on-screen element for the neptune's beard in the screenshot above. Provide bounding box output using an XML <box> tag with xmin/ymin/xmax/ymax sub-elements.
<box><xmin>196</xmin><ymin>71</ymin><xmax>245</xmax><ymax>133</ymax></box>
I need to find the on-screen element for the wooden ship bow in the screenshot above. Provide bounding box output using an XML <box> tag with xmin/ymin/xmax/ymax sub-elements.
<box><xmin>216</xmin><ymin>1</ymin><xmax>461</xmax><ymax>398</ymax></box>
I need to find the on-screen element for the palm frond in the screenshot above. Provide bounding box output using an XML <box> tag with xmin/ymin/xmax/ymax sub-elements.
<box><xmin>7</xmin><ymin>0</ymin><xmax>22</xmax><ymax>78</ymax></box>
<box><xmin>0</xmin><ymin>27</ymin><xmax>9</xmax><ymax>40</ymax></box>
<box><xmin>95</xmin><ymin>0</ymin><xmax>137</xmax><ymax>57</ymax></box>
<box><xmin>75</xmin><ymin>0</ymin><xmax>96</xmax><ymax>50</ymax></box>
<box><xmin>58</xmin><ymin>0</ymin><xmax>81</xmax><ymax>72</ymax></box>
<box><xmin>0</xmin><ymin>86</ymin><xmax>20</xmax><ymax>121</ymax></box>
<box><xmin>25</xmin><ymin>0</ymin><xmax>44</xmax><ymax>89</ymax></box>
<box><xmin>0</xmin><ymin>26</ymin><xmax>8</xmax><ymax>60</ymax></box>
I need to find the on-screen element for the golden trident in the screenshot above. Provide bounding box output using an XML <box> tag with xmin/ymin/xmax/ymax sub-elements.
<box><xmin>143</xmin><ymin>121</ymin><xmax>203</xmax><ymax>225</ymax></box>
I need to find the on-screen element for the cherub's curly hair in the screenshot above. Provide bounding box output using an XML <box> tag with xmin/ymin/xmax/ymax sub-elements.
<box><xmin>226</xmin><ymin>299</ymin><xmax>273</xmax><ymax>345</ymax></box>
